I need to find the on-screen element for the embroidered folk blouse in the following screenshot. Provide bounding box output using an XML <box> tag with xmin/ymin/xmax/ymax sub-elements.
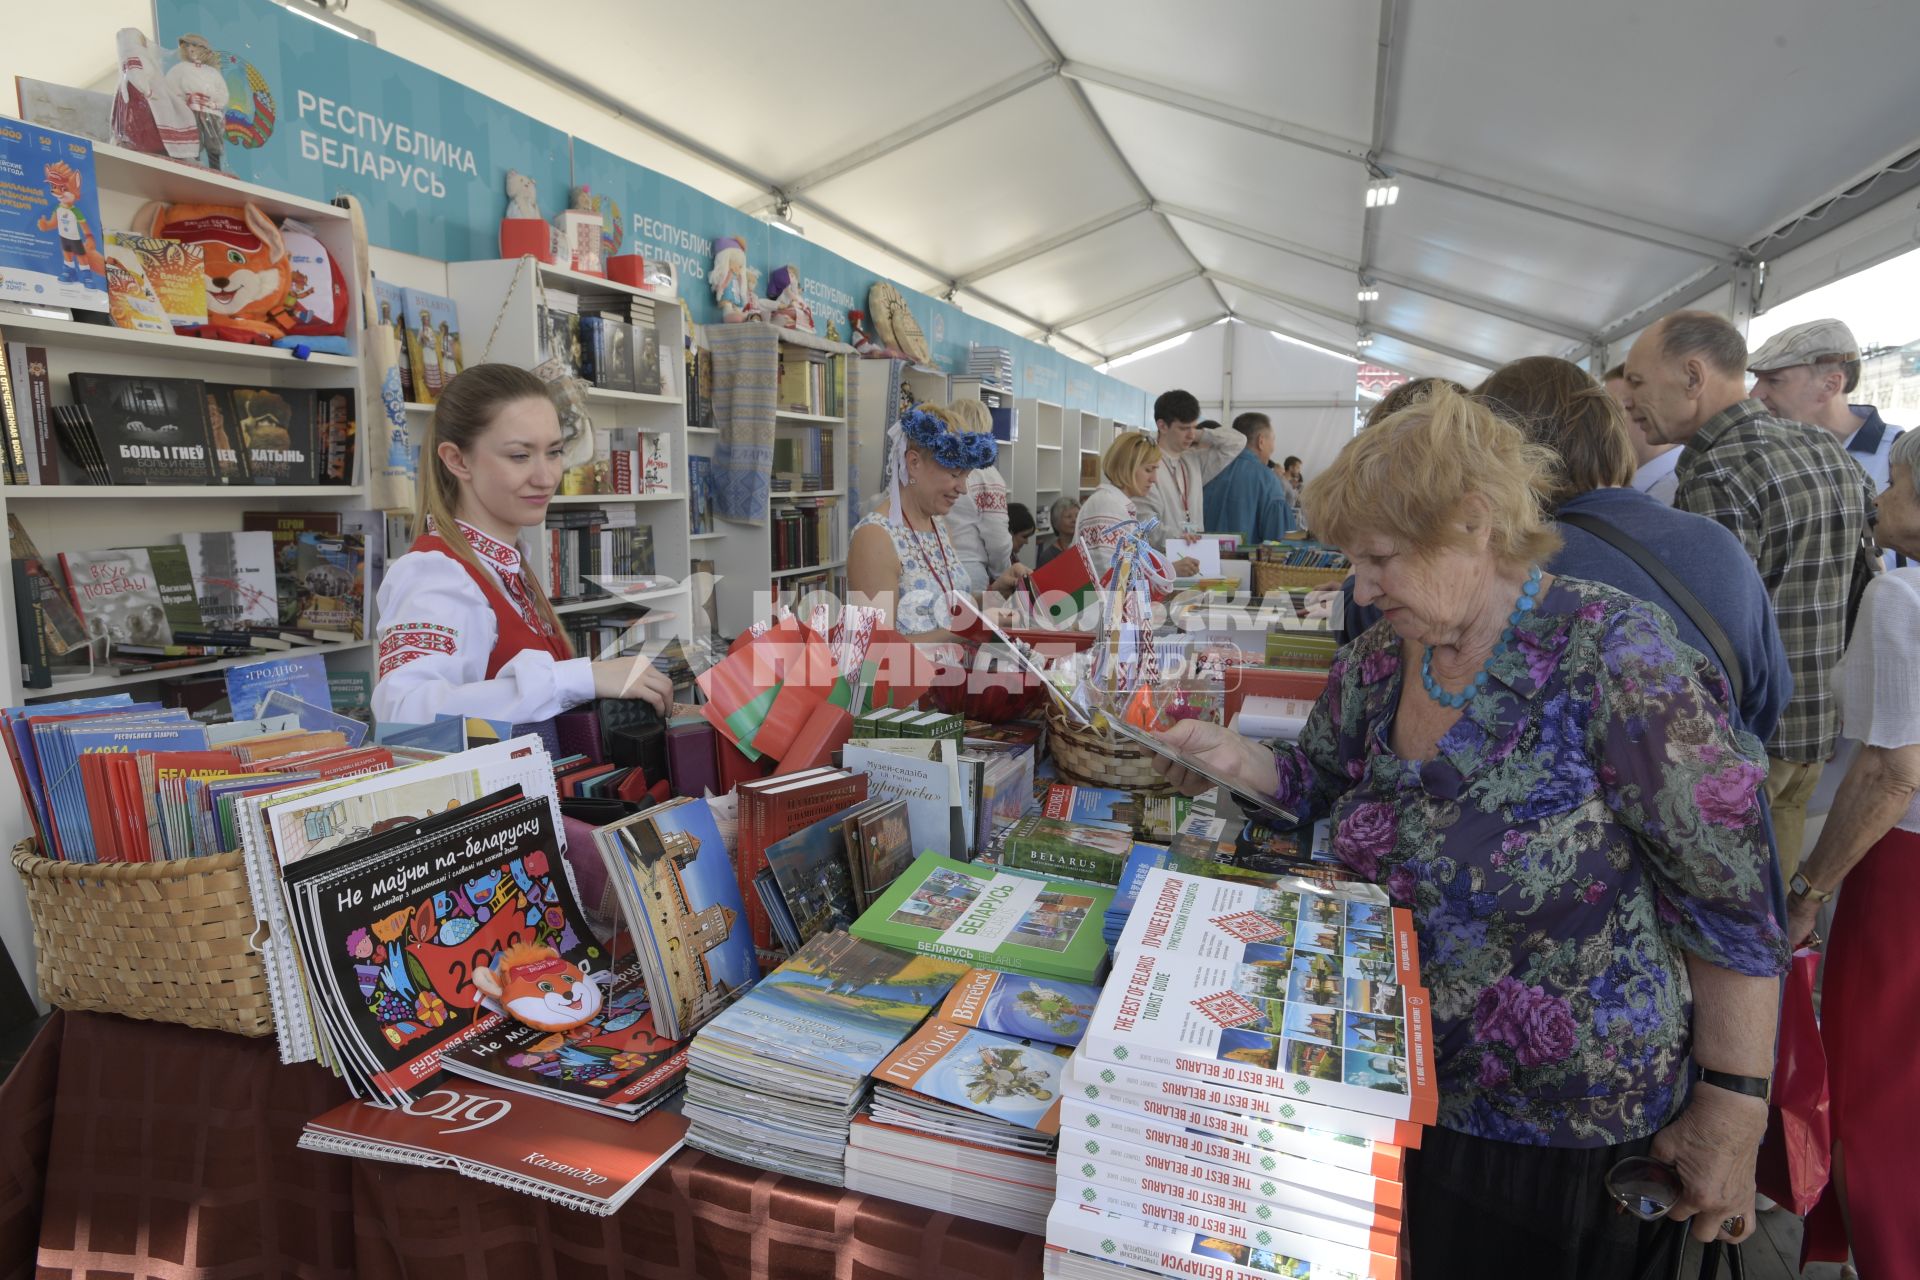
<box><xmin>372</xmin><ymin>520</ymin><xmax>594</xmax><ymax>726</ymax></box>
<box><xmin>1271</xmin><ymin>577</ymin><xmax>1789</xmax><ymax>1147</ymax></box>
<box><xmin>854</xmin><ymin>508</ymin><xmax>965</xmax><ymax>636</ymax></box>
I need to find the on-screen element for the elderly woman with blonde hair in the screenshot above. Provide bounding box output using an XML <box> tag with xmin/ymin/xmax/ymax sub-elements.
<box><xmin>1153</xmin><ymin>387</ymin><xmax>1788</xmax><ymax>1280</ymax></box>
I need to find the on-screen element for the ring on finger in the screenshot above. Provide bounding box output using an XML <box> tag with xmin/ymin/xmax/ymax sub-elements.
<box><xmin>1720</xmin><ymin>1214</ymin><xmax>1746</xmax><ymax>1237</ymax></box>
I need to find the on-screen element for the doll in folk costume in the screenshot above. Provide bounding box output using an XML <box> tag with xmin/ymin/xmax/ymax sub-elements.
<box><xmin>708</xmin><ymin>236</ymin><xmax>765</xmax><ymax>323</ymax></box>
<box><xmin>111</xmin><ymin>28</ymin><xmax>200</xmax><ymax>161</ymax></box>
<box><xmin>764</xmin><ymin>264</ymin><xmax>815</xmax><ymax>333</ymax></box>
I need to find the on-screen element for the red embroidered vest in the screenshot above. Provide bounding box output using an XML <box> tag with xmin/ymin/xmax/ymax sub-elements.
<box><xmin>409</xmin><ymin>532</ymin><xmax>569</xmax><ymax>678</ymax></box>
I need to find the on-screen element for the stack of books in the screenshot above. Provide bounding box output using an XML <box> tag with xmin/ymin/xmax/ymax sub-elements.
<box><xmin>682</xmin><ymin>931</ymin><xmax>968</xmax><ymax>1185</ymax></box>
<box><xmin>1044</xmin><ymin>868</ymin><xmax>1434</xmax><ymax>1280</ymax></box>
<box><xmin>846</xmin><ymin>965</ymin><xmax>1099</xmax><ymax>1234</ymax></box>
<box><xmin>967</xmin><ymin>344</ymin><xmax>1015</xmax><ymax>391</ymax></box>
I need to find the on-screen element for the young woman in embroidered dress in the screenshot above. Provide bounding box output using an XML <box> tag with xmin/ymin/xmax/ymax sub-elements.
<box><xmin>847</xmin><ymin>403</ymin><xmax>1029</xmax><ymax>642</ymax></box>
<box><xmin>372</xmin><ymin>364</ymin><xmax>674</xmax><ymax>725</ymax></box>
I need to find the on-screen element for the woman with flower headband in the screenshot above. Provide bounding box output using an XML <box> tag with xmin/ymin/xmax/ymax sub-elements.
<box><xmin>847</xmin><ymin>403</ymin><xmax>1030</xmax><ymax>640</ymax></box>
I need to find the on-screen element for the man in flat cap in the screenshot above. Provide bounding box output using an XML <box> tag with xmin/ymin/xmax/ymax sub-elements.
<box><xmin>1749</xmin><ymin>318</ymin><xmax>1905</xmax><ymax>493</ymax></box>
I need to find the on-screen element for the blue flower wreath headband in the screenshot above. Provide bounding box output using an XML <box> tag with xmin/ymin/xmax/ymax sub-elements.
<box><xmin>897</xmin><ymin>406</ymin><xmax>1001</xmax><ymax>471</ymax></box>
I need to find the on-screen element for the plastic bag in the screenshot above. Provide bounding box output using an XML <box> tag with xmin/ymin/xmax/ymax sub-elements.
<box><xmin>1754</xmin><ymin>948</ymin><xmax>1831</xmax><ymax>1215</ymax></box>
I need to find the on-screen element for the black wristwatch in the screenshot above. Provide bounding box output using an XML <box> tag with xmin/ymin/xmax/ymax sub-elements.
<box><xmin>1695</xmin><ymin>1065</ymin><xmax>1770</xmax><ymax>1100</ymax></box>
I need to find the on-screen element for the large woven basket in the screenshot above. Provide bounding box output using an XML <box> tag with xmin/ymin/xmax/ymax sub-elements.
<box><xmin>11</xmin><ymin>840</ymin><xmax>274</xmax><ymax>1037</ymax></box>
<box><xmin>1045</xmin><ymin>701</ymin><xmax>1177</xmax><ymax>794</ymax></box>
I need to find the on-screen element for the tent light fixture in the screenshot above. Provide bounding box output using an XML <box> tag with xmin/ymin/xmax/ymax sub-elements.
<box><xmin>1356</xmin><ymin>334</ymin><xmax>1374</xmax><ymax>348</ymax></box>
<box><xmin>1364</xmin><ymin>177</ymin><xmax>1399</xmax><ymax>209</ymax></box>
<box><xmin>766</xmin><ymin>200</ymin><xmax>805</xmax><ymax>237</ymax></box>
<box><xmin>268</xmin><ymin>0</ymin><xmax>377</xmax><ymax>43</ymax></box>
<box><xmin>1356</xmin><ymin>287</ymin><xmax>1380</xmax><ymax>302</ymax></box>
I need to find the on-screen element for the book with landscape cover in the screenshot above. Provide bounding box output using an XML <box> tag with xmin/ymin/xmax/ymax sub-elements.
<box><xmin>849</xmin><ymin>855</ymin><xmax>1113</xmax><ymax>985</ymax></box>
<box><xmin>225</xmin><ymin>653</ymin><xmax>330</xmax><ymax>722</ymax></box>
<box><xmin>998</xmin><ymin>813</ymin><xmax>1136</xmax><ymax>885</ymax></box>
<box><xmin>763</xmin><ymin>801</ymin><xmax>867</xmax><ymax>946</ymax></box>
<box><xmin>873</xmin><ymin>1020</ymin><xmax>1071</xmax><ymax>1134</ymax></box>
<box><xmin>849</xmin><ymin>796</ymin><xmax>913</xmax><ymax>909</ymax></box>
<box><xmin>59</xmin><ymin>546</ymin><xmax>172</xmax><ymax>647</ymax></box>
<box><xmin>439</xmin><ymin>948</ymin><xmax>688</xmax><ymax>1118</ymax></box>
<box><xmin>841</xmin><ymin>739</ymin><xmax>965</xmax><ymax>861</ymax></box>
<box><xmin>595</xmin><ymin>796</ymin><xmax>759</xmax><ymax>1041</ymax></box>
<box><xmin>934</xmin><ymin>966</ymin><xmax>1100</xmax><ymax>1048</ymax></box>
<box><xmin>695</xmin><ymin>931</ymin><xmax>968</xmax><ymax>1080</ymax></box>
<box><xmin>66</xmin><ymin>373</ymin><xmax>214</xmax><ymax>485</ymax></box>
<box><xmin>299</xmin><ymin>1082</ymin><xmax>688</xmax><ymax>1216</ymax></box>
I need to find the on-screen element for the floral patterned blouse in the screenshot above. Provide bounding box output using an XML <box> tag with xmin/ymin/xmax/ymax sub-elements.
<box><xmin>855</xmin><ymin>509</ymin><xmax>965</xmax><ymax>636</ymax></box>
<box><xmin>1271</xmin><ymin>577</ymin><xmax>1788</xmax><ymax>1147</ymax></box>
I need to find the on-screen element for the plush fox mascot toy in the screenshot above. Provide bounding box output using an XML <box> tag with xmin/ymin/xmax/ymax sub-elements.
<box><xmin>131</xmin><ymin>200</ymin><xmax>292</xmax><ymax>343</ymax></box>
<box><xmin>472</xmin><ymin>942</ymin><xmax>604</xmax><ymax>1042</ymax></box>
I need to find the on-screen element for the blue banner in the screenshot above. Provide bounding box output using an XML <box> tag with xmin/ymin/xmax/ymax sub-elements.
<box><xmin>570</xmin><ymin>139</ymin><xmax>768</xmax><ymax>328</ymax></box>
<box><xmin>155</xmin><ymin>0</ymin><xmax>570</xmax><ymax>261</ymax></box>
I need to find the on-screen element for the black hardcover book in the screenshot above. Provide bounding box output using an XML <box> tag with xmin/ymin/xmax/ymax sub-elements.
<box><xmin>200</xmin><ymin>386</ymin><xmax>249</xmax><ymax>483</ymax></box>
<box><xmin>50</xmin><ymin>405</ymin><xmax>104</xmax><ymax>484</ymax></box>
<box><xmin>11</xmin><ymin>560</ymin><xmax>51</xmax><ymax>688</ymax></box>
<box><xmin>209</xmin><ymin>383</ymin><xmax>317</xmax><ymax>485</ymax></box>
<box><xmin>314</xmin><ymin>388</ymin><xmax>357</xmax><ymax>485</ymax></box>
<box><xmin>65</xmin><ymin>373</ymin><xmax>214</xmax><ymax>485</ymax></box>
<box><xmin>632</xmin><ymin>319</ymin><xmax>662</xmax><ymax>395</ymax></box>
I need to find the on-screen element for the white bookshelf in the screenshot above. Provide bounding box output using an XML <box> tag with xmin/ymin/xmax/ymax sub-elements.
<box><xmin>703</xmin><ymin>332</ymin><xmax>855</xmax><ymax>634</ymax></box>
<box><xmin>444</xmin><ymin>257</ymin><xmax>693</xmax><ymax>638</ymax></box>
<box><xmin>0</xmin><ymin>143</ymin><xmax>381</xmax><ymax>1002</ymax></box>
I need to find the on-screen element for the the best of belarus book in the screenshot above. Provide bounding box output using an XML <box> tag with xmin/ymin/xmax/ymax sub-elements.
<box><xmin>1046</xmin><ymin>1198</ymin><xmax>1395</xmax><ymax>1280</ymax></box>
<box><xmin>850</xmin><ymin>854</ymin><xmax>1114</xmax><ymax>985</ymax></box>
<box><xmin>1085</xmin><ymin>870</ymin><xmax>1437</xmax><ymax>1126</ymax></box>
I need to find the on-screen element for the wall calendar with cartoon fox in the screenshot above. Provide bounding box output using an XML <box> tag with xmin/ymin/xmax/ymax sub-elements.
<box><xmin>0</xmin><ymin>122</ymin><xmax>109</xmax><ymax>312</ymax></box>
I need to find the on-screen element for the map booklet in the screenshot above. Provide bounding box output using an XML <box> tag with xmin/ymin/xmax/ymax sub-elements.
<box><xmin>1086</xmin><ymin>872</ymin><xmax>1438</xmax><ymax>1126</ymax></box>
<box><xmin>299</xmin><ymin>1082</ymin><xmax>688</xmax><ymax>1216</ymax></box>
<box><xmin>850</xmin><ymin>855</ymin><xmax>1114</xmax><ymax>985</ymax></box>
<box><xmin>934</xmin><ymin>966</ymin><xmax>1100</xmax><ymax>1048</ymax></box>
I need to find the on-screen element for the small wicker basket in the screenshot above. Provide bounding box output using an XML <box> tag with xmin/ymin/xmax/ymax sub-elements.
<box><xmin>10</xmin><ymin>840</ymin><xmax>274</xmax><ymax>1037</ymax></box>
<box><xmin>1045</xmin><ymin>701</ymin><xmax>1177</xmax><ymax>794</ymax></box>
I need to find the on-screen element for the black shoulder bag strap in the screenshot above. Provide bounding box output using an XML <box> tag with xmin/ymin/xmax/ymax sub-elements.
<box><xmin>1556</xmin><ymin>511</ymin><xmax>1745</xmax><ymax>708</ymax></box>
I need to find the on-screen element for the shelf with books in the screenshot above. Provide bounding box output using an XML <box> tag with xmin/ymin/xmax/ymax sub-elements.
<box><xmin>770</xmin><ymin>559</ymin><xmax>846</xmax><ymax>580</ymax></box>
<box><xmin>25</xmin><ymin>638</ymin><xmax>371</xmax><ymax>700</ymax></box>
<box><xmin>0</xmin><ymin>312</ymin><xmax>359</xmax><ymax>367</ymax></box>
<box><xmin>588</xmin><ymin>386</ymin><xmax>684</xmax><ymax>407</ymax></box>
<box><xmin>553</xmin><ymin>585</ymin><xmax>688</xmax><ymax>616</ymax></box>
<box><xmin>3</xmin><ymin>485</ymin><xmax>368</xmax><ymax>500</ymax></box>
<box><xmin>776</xmin><ymin>410</ymin><xmax>845</xmax><ymax>425</ymax></box>
<box><xmin>547</xmin><ymin>491</ymin><xmax>687</xmax><ymax>506</ymax></box>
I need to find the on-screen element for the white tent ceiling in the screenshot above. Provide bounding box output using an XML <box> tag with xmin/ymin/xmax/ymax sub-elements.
<box><xmin>391</xmin><ymin>0</ymin><xmax>1920</xmax><ymax>381</ymax></box>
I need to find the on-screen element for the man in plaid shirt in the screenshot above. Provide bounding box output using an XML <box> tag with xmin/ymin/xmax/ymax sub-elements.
<box><xmin>1623</xmin><ymin>310</ymin><xmax>1877</xmax><ymax>875</ymax></box>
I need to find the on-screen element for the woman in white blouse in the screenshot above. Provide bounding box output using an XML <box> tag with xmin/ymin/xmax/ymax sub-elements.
<box><xmin>373</xmin><ymin>364</ymin><xmax>674</xmax><ymax>726</ymax></box>
<box><xmin>848</xmin><ymin>403</ymin><xmax>1027</xmax><ymax>639</ymax></box>
<box><xmin>941</xmin><ymin>398</ymin><xmax>1013</xmax><ymax>594</ymax></box>
<box><xmin>1786</xmin><ymin>428</ymin><xmax>1920</xmax><ymax>1280</ymax></box>
<box><xmin>1077</xmin><ymin>431</ymin><xmax>1197</xmax><ymax>580</ymax></box>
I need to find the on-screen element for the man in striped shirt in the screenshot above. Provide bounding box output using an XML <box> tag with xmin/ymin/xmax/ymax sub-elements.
<box><xmin>1622</xmin><ymin>310</ymin><xmax>1877</xmax><ymax>875</ymax></box>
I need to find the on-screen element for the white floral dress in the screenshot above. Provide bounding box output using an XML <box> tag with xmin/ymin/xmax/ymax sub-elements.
<box><xmin>856</xmin><ymin>509</ymin><xmax>966</xmax><ymax>635</ymax></box>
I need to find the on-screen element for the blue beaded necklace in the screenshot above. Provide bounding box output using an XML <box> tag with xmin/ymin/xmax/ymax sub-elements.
<box><xmin>1420</xmin><ymin>565</ymin><xmax>1543</xmax><ymax>709</ymax></box>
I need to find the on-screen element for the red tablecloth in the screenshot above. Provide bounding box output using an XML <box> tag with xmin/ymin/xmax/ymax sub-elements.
<box><xmin>0</xmin><ymin>1010</ymin><xmax>1043</xmax><ymax>1279</ymax></box>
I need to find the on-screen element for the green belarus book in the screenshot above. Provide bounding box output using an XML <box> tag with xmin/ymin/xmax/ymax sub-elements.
<box><xmin>850</xmin><ymin>854</ymin><xmax>1113</xmax><ymax>985</ymax></box>
<box><xmin>999</xmin><ymin>814</ymin><xmax>1137</xmax><ymax>885</ymax></box>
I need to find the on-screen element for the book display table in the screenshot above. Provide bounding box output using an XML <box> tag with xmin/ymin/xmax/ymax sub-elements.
<box><xmin>0</xmin><ymin>1011</ymin><xmax>1042</xmax><ymax>1279</ymax></box>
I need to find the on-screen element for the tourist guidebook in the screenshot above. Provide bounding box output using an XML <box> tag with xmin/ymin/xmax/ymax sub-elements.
<box><xmin>874</xmin><ymin>1021</ymin><xmax>1072</xmax><ymax>1134</ymax></box>
<box><xmin>1086</xmin><ymin>870</ymin><xmax>1437</xmax><ymax>1127</ymax></box>
<box><xmin>850</xmin><ymin>855</ymin><xmax>1114</xmax><ymax>985</ymax></box>
<box><xmin>1046</xmin><ymin>1198</ymin><xmax>1396</xmax><ymax>1280</ymax></box>
<box><xmin>596</xmin><ymin>796</ymin><xmax>759</xmax><ymax>1041</ymax></box>
<box><xmin>935</xmin><ymin>967</ymin><xmax>1101</xmax><ymax>1048</ymax></box>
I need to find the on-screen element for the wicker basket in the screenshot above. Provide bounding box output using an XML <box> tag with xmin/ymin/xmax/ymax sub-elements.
<box><xmin>1252</xmin><ymin>562</ymin><xmax>1348</xmax><ymax>595</ymax></box>
<box><xmin>1045</xmin><ymin>701</ymin><xmax>1177</xmax><ymax>794</ymax></box>
<box><xmin>11</xmin><ymin>840</ymin><xmax>274</xmax><ymax>1037</ymax></box>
